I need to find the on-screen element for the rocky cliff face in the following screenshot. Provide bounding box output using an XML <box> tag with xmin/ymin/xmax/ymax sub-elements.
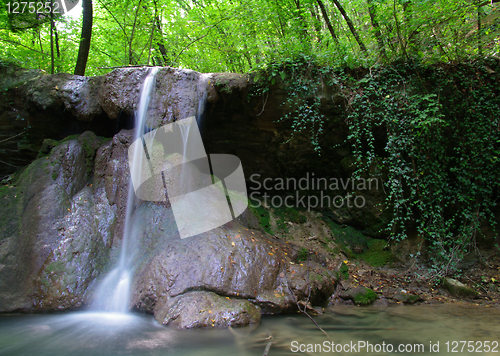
<box><xmin>0</xmin><ymin>128</ymin><xmax>337</xmax><ymax>327</ymax></box>
<box><xmin>0</xmin><ymin>65</ymin><xmax>388</xmax><ymax>326</ymax></box>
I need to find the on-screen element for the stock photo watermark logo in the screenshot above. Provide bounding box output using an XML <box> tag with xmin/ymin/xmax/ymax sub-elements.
<box><xmin>128</xmin><ymin>117</ymin><xmax>248</xmax><ymax>239</ymax></box>
<box><xmin>53</xmin><ymin>0</ymin><xmax>80</xmax><ymax>14</ymax></box>
<box><xmin>6</xmin><ymin>1</ymin><xmax>80</xmax><ymax>18</ymax></box>
<box><xmin>248</xmin><ymin>173</ymin><xmax>379</xmax><ymax>211</ymax></box>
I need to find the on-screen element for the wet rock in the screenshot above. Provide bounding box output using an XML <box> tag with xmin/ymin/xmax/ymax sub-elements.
<box><xmin>19</xmin><ymin>73</ymin><xmax>103</xmax><ymax>121</ymax></box>
<box><xmin>99</xmin><ymin>67</ymin><xmax>209</xmax><ymax>128</ymax></box>
<box><xmin>0</xmin><ymin>132</ymin><xmax>114</xmax><ymax>312</ymax></box>
<box><xmin>128</xmin><ymin>203</ymin><xmax>337</xmax><ymax>325</ymax></box>
<box><xmin>442</xmin><ymin>278</ymin><xmax>479</xmax><ymax>298</ymax></box>
<box><xmin>392</xmin><ymin>292</ymin><xmax>424</xmax><ymax>304</ymax></box>
<box><xmin>372</xmin><ymin>298</ymin><xmax>390</xmax><ymax>307</ymax></box>
<box><xmin>155</xmin><ymin>291</ymin><xmax>261</xmax><ymax>328</ymax></box>
<box><xmin>93</xmin><ymin>129</ymin><xmax>134</xmax><ymax>243</ymax></box>
<box><xmin>339</xmin><ymin>286</ymin><xmax>378</xmax><ymax>305</ymax></box>
<box><xmin>0</xmin><ymin>69</ymin><xmax>114</xmax><ymax>177</ymax></box>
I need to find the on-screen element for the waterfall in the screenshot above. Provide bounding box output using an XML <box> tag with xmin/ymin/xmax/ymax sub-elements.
<box><xmin>92</xmin><ymin>67</ymin><xmax>159</xmax><ymax>313</ymax></box>
<box><xmin>92</xmin><ymin>68</ymin><xmax>211</xmax><ymax>313</ymax></box>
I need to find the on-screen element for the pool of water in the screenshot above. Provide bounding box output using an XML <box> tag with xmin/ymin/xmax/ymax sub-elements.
<box><xmin>0</xmin><ymin>304</ymin><xmax>499</xmax><ymax>355</ymax></box>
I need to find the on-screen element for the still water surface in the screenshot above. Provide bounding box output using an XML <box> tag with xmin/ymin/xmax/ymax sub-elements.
<box><xmin>0</xmin><ymin>304</ymin><xmax>499</xmax><ymax>355</ymax></box>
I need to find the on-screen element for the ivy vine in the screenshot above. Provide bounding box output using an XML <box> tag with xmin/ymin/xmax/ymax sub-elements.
<box><xmin>257</xmin><ymin>57</ymin><xmax>500</xmax><ymax>276</ymax></box>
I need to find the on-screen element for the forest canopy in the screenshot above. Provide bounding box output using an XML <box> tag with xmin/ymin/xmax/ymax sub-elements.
<box><xmin>0</xmin><ymin>0</ymin><xmax>499</xmax><ymax>75</ymax></box>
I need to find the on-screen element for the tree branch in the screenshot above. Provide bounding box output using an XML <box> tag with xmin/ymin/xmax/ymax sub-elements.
<box><xmin>0</xmin><ymin>37</ymin><xmax>48</xmax><ymax>56</ymax></box>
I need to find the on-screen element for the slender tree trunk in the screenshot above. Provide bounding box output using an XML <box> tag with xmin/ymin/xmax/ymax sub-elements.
<box><xmin>74</xmin><ymin>0</ymin><xmax>93</xmax><ymax>76</ymax></box>
<box><xmin>392</xmin><ymin>0</ymin><xmax>407</xmax><ymax>59</ymax></box>
<box><xmin>129</xmin><ymin>0</ymin><xmax>143</xmax><ymax>65</ymax></box>
<box><xmin>477</xmin><ymin>4</ymin><xmax>482</xmax><ymax>55</ymax></box>
<box><xmin>366</xmin><ymin>0</ymin><xmax>386</xmax><ymax>58</ymax></box>
<box><xmin>316</xmin><ymin>0</ymin><xmax>339</xmax><ymax>45</ymax></box>
<box><xmin>310</xmin><ymin>5</ymin><xmax>323</xmax><ymax>43</ymax></box>
<box><xmin>54</xmin><ymin>24</ymin><xmax>60</xmax><ymax>58</ymax></box>
<box><xmin>293</xmin><ymin>0</ymin><xmax>308</xmax><ymax>40</ymax></box>
<box><xmin>50</xmin><ymin>1</ymin><xmax>54</xmax><ymax>74</ymax></box>
<box><xmin>274</xmin><ymin>0</ymin><xmax>286</xmax><ymax>38</ymax></box>
<box><xmin>147</xmin><ymin>25</ymin><xmax>155</xmax><ymax>65</ymax></box>
<box><xmin>330</xmin><ymin>0</ymin><xmax>367</xmax><ymax>52</ymax></box>
<box><xmin>38</xmin><ymin>28</ymin><xmax>43</xmax><ymax>54</ymax></box>
<box><xmin>153</xmin><ymin>0</ymin><xmax>168</xmax><ymax>65</ymax></box>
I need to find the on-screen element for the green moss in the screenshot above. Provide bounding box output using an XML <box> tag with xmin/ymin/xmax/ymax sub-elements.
<box><xmin>322</xmin><ymin>215</ymin><xmax>393</xmax><ymax>267</ymax></box>
<box><xmin>358</xmin><ymin>239</ymin><xmax>394</xmax><ymax>267</ymax></box>
<box><xmin>78</xmin><ymin>134</ymin><xmax>108</xmax><ymax>176</ymax></box>
<box><xmin>339</xmin><ymin>262</ymin><xmax>349</xmax><ymax>280</ymax></box>
<box><xmin>275</xmin><ymin>205</ymin><xmax>306</xmax><ymax>224</ymax></box>
<box><xmin>405</xmin><ymin>295</ymin><xmax>421</xmax><ymax>303</ymax></box>
<box><xmin>248</xmin><ymin>199</ymin><xmax>272</xmax><ymax>234</ymax></box>
<box><xmin>353</xmin><ymin>288</ymin><xmax>377</xmax><ymax>305</ymax></box>
<box><xmin>442</xmin><ymin>277</ymin><xmax>479</xmax><ymax>298</ymax></box>
<box><xmin>273</xmin><ymin>204</ymin><xmax>306</xmax><ymax>233</ymax></box>
<box><xmin>322</xmin><ymin>215</ymin><xmax>370</xmax><ymax>251</ymax></box>
<box><xmin>0</xmin><ymin>185</ymin><xmax>11</xmax><ymax>200</ymax></box>
<box><xmin>45</xmin><ymin>260</ymin><xmax>65</xmax><ymax>275</ymax></box>
<box><xmin>297</xmin><ymin>248</ymin><xmax>308</xmax><ymax>262</ymax></box>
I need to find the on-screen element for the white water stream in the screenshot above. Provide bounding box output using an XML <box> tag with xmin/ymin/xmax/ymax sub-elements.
<box><xmin>92</xmin><ymin>67</ymin><xmax>159</xmax><ymax>313</ymax></box>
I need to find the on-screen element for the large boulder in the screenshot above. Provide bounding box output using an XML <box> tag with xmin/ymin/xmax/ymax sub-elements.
<box><xmin>155</xmin><ymin>291</ymin><xmax>261</xmax><ymax>328</ymax></box>
<box><xmin>0</xmin><ymin>132</ymin><xmax>115</xmax><ymax>311</ymax></box>
<box><xmin>127</xmin><ymin>202</ymin><xmax>337</xmax><ymax>327</ymax></box>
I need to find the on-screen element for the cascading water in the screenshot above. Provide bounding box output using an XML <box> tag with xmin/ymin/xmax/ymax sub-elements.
<box><xmin>92</xmin><ymin>67</ymin><xmax>159</xmax><ymax>313</ymax></box>
<box><xmin>92</xmin><ymin>69</ymin><xmax>209</xmax><ymax>313</ymax></box>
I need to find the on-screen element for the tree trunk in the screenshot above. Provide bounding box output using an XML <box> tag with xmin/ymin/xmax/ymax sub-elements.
<box><xmin>366</xmin><ymin>0</ymin><xmax>386</xmax><ymax>58</ymax></box>
<box><xmin>477</xmin><ymin>4</ymin><xmax>482</xmax><ymax>55</ymax></box>
<box><xmin>50</xmin><ymin>3</ymin><xmax>54</xmax><ymax>74</ymax></box>
<box><xmin>153</xmin><ymin>0</ymin><xmax>169</xmax><ymax>65</ymax></box>
<box><xmin>392</xmin><ymin>0</ymin><xmax>407</xmax><ymax>59</ymax></box>
<box><xmin>330</xmin><ymin>0</ymin><xmax>367</xmax><ymax>52</ymax></box>
<box><xmin>316</xmin><ymin>0</ymin><xmax>339</xmax><ymax>45</ymax></box>
<box><xmin>129</xmin><ymin>0</ymin><xmax>143</xmax><ymax>65</ymax></box>
<box><xmin>54</xmin><ymin>24</ymin><xmax>60</xmax><ymax>58</ymax></box>
<box><xmin>74</xmin><ymin>0</ymin><xmax>93</xmax><ymax>76</ymax></box>
<box><xmin>310</xmin><ymin>4</ymin><xmax>323</xmax><ymax>43</ymax></box>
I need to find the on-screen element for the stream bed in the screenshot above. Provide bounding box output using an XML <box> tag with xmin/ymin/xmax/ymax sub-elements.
<box><xmin>0</xmin><ymin>304</ymin><xmax>499</xmax><ymax>355</ymax></box>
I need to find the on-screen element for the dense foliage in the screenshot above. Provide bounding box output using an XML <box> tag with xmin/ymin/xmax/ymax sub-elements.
<box><xmin>346</xmin><ymin>59</ymin><xmax>500</xmax><ymax>275</ymax></box>
<box><xmin>259</xmin><ymin>57</ymin><xmax>500</xmax><ymax>275</ymax></box>
<box><xmin>0</xmin><ymin>0</ymin><xmax>499</xmax><ymax>74</ymax></box>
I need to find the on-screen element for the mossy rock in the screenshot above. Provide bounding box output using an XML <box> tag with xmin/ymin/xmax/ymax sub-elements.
<box><xmin>322</xmin><ymin>216</ymin><xmax>370</xmax><ymax>251</ymax></box>
<box><xmin>442</xmin><ymin>278</ymin><xmax>479</xmax><ymax>298</ymax></box>
<box><xmin>340</xmin><ymin>286</ymin><xmax>378</xmax><ymax>305</ymax></box>
<box><xmin>37</xmin><ymin>139</ymin><xmax>59</xmax><ymax>158</ymax></box>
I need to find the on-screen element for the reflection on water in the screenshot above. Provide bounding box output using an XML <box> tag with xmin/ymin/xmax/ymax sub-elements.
<box><xmin>0</xmin><ymin>304</ymin><xmax>499</xmax><ymax>355</ymax></box>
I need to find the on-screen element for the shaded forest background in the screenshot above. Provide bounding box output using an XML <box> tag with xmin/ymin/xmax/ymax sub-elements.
<box><xmin>0</xmin><ymin>0</ymin><xmax>499</xmax><ymax>75</ymax></box>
